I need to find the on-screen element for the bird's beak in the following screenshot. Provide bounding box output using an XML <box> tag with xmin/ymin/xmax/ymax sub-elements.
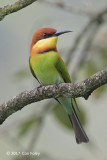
<box><xmin>54</xmin><ymin>30</ymin><xmax>73</xmax><ymax>36</ymax></box>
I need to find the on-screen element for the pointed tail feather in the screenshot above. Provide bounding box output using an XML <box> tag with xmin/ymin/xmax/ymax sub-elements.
<box><xmin>68</xmin><ymin>106</ymin><xmax>89</xmax><ymax>144</ymax></box>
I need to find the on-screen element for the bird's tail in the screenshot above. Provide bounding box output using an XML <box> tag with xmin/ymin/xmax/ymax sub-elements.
<box><xmin>68</xmin><ymin>105</ymin><xmax>89</xmax><ymax>144</ymax></box>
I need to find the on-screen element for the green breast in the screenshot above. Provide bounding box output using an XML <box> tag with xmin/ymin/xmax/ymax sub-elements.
<box><xmin>30</xmin><ymin>51</ymin><xmax>63</xmax><ymax>85</ymax></box>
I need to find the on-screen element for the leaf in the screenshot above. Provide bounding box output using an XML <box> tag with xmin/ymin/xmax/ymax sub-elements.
<box><xmin>78</xmin><ymin>46</ymin><xmax>107</xmax><ymax>98</ymax></box>
<box><xmin>13</xmin><ymin>67</ymin><xmax>30</xmax><ymax>81</ymax></box>
<box><xmin>18</xmin><ymin>117</ymin><xmax>40</xmax><ymax>137</ymax></box>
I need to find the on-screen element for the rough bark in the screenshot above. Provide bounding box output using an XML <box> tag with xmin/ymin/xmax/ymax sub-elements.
<box><xmin>0</xmin><ymin>68</ymin><xmax>107</xmax><ymax>125</ymax></box>
<box><xmin>0</xmin><ymin>0</ymin><xmax>38</xmax><ymax>21</ymax></box>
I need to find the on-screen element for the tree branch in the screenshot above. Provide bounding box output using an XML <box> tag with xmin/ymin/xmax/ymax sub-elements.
<box><xmin>0</xmin><ymin>68</ymin><xmax>107</xmax><ymax>125</ymax></box>
<box><xmin>0</xmin><ymin>0</ymin><xmax>38</xmax><ymax>21</ymax></box>
<box><xmin>39</xmin><ymin>0</ymin><xmax>95</xmax><ymax>17</ymax></box>
<box><xmin>66</xmin><ymin>7</ymin><xmax>107</xmax><ymax>66</ymax></box>
<box><xmin>40</xmin><ymin>0</ymin><xmax>107</xmax><ymax>18</ymax></box>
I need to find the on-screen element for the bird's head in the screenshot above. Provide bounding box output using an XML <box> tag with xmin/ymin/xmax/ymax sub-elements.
<box><xmin>30</xmin><ymin>27</ymin><xmax>72</xmax><ymax>55</ymax></box>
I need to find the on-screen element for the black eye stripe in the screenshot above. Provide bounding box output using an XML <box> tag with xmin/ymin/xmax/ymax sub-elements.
<box><xmin>43</xmin><ymin>33</ymin><xmax>48</xmax><ymax>38</ymax></box>
<box><xmin>43</xmin><ymin>33</ymin><xmax>46</xmax><ymax>36</ymax></box>
<box><xmin>42</xmin><ymin>32</ymin><xmax>56</xmax><ymax>39</ymax></box>
<box><xmin>43</xmin><ymin>33</ymin><xmax>52</xmax><ymax>39</ymax></box>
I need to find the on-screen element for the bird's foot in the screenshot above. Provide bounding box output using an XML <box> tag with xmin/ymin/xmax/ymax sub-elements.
<box><xmin>55</xmin><ymin>82</ymin><xmax>63</xmax><ymax>89</ymax></box>
<box><xmin>56</xmin><ymin>82</ymin><xmax>61</xmax><ymax>85</ymax></box>
<box><xmin>37</xmin><ymin>84</ymin><xmax>43</xmax><ymax>91</ymax></box>
<box><xmin>55</xmin><ymin>82</ymin><xmax>63</xmax><ymax>86</ymax></box>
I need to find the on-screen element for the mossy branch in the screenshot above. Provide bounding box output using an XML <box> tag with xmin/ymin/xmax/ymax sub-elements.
<box><xmin>0</xmin><ymin>68</ymin><xmax>107</xmax><ymax>125</ymax></box>
<box><xmin>0</xmin><ymin>0</ymin><xmax>38</xmax><ymax>21</ymax></box>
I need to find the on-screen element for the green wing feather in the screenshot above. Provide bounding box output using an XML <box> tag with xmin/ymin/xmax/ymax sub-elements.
<box><xmin>55</xmin><ymin>56</ymin><xmax>71</xmax><ymax>83</ymax></box>
<box><xmin>55</xmin><ymin>55</ymin><xmax>80</xmax><ymax>110</ymax></box>
<box><xmin>55</xmin><ymin>55</ymin><xmax>89</xmax><ymax>143</ymax></box>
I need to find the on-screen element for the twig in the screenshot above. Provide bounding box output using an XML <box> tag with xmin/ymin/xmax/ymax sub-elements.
<box><xmin>26</xmin><ymin>101</ymin><xmax>52</xmax><ymax>152</ymax></box>
<box><xmin>70</xmin><ymin>20</ymin><xmax>104</xmax><ymax>79</ymax></box>
<box><xmin>66</xmin><ymin>7</ymin><xmax>107</xmax><ymax>66</ymax></box>
<box><xmin>39</xmin><ymin>0</ymin><xmax>95</xmax><ymax>17</ymax></box>
<box><xmin>66</xmin><ymin>19</ymin><xmax>93</xmax><ymax>65</ymax></box>
<box><xmin>21</xmin><ymin>102</ymin><xmax>53</xmax><ymax>160</ymax></box>
<box><xmin>0</xmin><ymin>0</ymin><xmax>38</xmax><ymax>21</ymax></box>
<box><xmin>0</xmin><ymin>68</ymin><xmax>107</xmax><ymax>125</ymax></box>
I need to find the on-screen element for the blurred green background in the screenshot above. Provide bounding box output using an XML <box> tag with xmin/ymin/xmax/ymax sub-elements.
<box><xmin>0</xmin><ymin>0</ymin><xmax>107</xmax><ymax>160</ymax></box>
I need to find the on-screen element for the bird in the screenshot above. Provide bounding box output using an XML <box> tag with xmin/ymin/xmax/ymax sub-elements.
<box><xmin>29</xmin><ymin>27</ymin><xmax>89</xmax><ymax>144</ymax></box>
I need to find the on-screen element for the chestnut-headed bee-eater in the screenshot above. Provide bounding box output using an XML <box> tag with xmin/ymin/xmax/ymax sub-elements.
<box><xmin>29</xmin><ymin>28</ymin><xmax>89</xmax><ymax>144</ymax></box>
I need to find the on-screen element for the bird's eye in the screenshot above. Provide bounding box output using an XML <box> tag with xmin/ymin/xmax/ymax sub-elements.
<box><xmin>43</xmin><ymin>33</ymin><xmax>48</xmax><ymax>38</ymax></box>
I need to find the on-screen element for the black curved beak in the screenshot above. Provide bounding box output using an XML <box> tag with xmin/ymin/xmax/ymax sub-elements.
<box><xmin>54</xmin><ymin>30</ymin><xmax>73</xmax><ymax>36</ymax></box>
